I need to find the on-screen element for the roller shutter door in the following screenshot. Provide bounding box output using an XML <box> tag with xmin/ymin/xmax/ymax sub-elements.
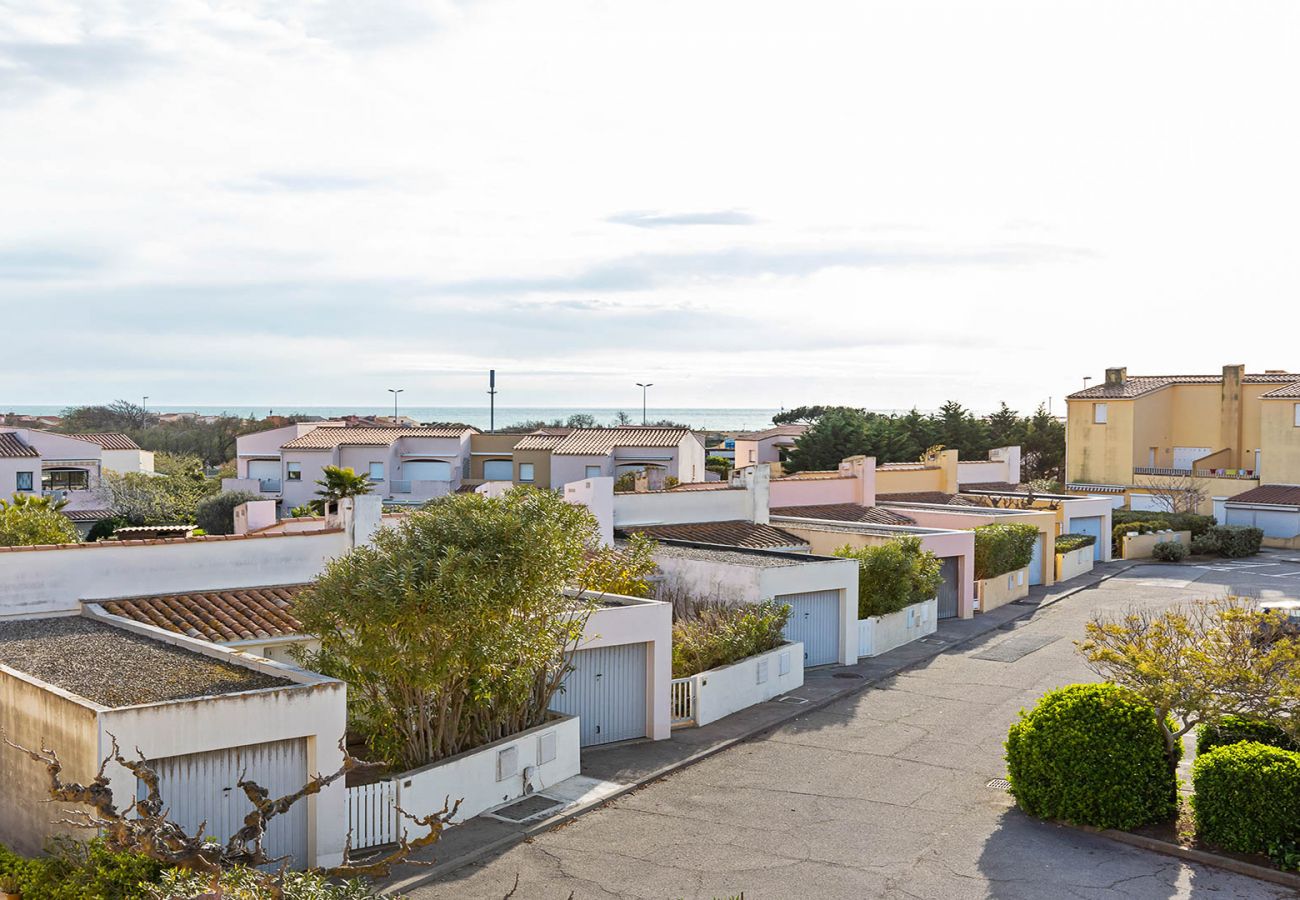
<box><xmin>776</xmin><ymin>590</ymin><xmax>840</xmax><ymax>667</ymax></box>
<box><xmin>550</xmin><ymin>643</ymin><xmax>648</xmax><ymax>746</ymax></box>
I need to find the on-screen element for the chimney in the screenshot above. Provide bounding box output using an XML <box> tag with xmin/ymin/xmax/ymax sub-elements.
<box><xmin>1104</xmin><ymin>367</ymin><xmax>1127</xmax><ymax>387</ymax></box>
<box><xmin>1220</xmin><ymin>364</ymin><xmax>1245</xmax><ymax>466</ymax></box>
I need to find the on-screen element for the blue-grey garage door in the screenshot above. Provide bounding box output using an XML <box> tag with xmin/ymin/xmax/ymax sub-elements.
<box><xmin>1028</xmin><ymin>534</ymin><xmax>1044</xmax><ymax>586</ymax></box>
<box><xmin>550</xmin><ymin>643</ymin><xmax>647</xmax><ymax>746</ymax></box>
<box><xmin>776</xmin><ymin>590</ymin><xmax>840</xmax><ymax>667</ymax></box>
<box><xmin>1070</xmin><ymin>516</ymin><xmax>1105</xmax><ymax>560</ymax></box>
<box><xmin>937</xmin><ymin>556</ymin><xmax>959</xmax><ymax>619</ymax></box>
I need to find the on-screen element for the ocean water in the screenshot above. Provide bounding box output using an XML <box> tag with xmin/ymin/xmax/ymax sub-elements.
<box><xmin>2</xmin><ymin>404</ymin><xmax>794</xmax><ymax>432</ymax></box>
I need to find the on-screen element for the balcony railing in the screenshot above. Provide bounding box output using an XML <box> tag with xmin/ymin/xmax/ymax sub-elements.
<box><xmin>258</xmin><ymin>478</ymin><xmax>282</xmax><ymax>493</ymax></box>
<box><xmin>1132</xmin><ymin>466</ymin><xmax>1257</xmax><ymax>480</ymax></box>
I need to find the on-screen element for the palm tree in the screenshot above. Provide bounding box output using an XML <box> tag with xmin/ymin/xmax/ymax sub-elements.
<box><xmin>312</xmin><ymin>466</ymin><xmax>373</xmax><ymax>514</ymax></box>
<box><xmin>0</xmin><ymin>492</ymin><xmax>69</xmax><ymax>512</ymax></box>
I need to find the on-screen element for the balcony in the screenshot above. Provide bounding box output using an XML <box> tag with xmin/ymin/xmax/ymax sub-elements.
<box><xmin>221</xmin><ymin>477</ymin><xmax>282</xmax><ymax>496</ymax></box>
<box><xmin>1132</xmin><ymin>466</ymin><xmax>1258</xmax><ymax>481</ymax></box>
<box><xmin>385</xmin><ymin>479</ymin><xmax>452</xmax><ymax>503</ymax></box>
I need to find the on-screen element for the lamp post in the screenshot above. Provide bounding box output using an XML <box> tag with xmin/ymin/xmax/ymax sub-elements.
<box><xmin>142</xmin><ymin>396</ymin><xmax>148</xmax><ymax>414</ymax></box>
<box><xmin>387</xmin><ymin>388</ymin><xmax>404</xmax><ymax>421</ymax></box>
<box><xmin>635</xmin><ymin>382</ymin><xmax>653</xmax><ymax>426</ymax></box>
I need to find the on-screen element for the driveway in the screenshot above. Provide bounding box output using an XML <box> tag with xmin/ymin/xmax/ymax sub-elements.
<box><xmin>407</xmin><ymin>558</ymin><xmax>1300</xmax><ymax>899</ymax></box>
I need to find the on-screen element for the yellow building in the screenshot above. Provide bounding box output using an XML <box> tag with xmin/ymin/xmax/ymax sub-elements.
<box><xmin>1065</xmin><ymin>365</ymin><xmax>1300</xmax><ymax>513</ymax></box>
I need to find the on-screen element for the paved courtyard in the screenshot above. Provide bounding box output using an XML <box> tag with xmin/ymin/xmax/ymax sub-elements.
<box><xmin>407</xmin><ymin>557</ymin><xmax>1300</xmax><ymax>899</ymax></box>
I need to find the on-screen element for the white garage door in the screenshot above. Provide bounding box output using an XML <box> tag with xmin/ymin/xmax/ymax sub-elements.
<box><xmin>777</xmin><ymin>590</ymin><xmax>841</xmax><ymax>667</ymax></box>
<box><xmin>148</xmin><ymin>738</ymin><xmax>308</xmax><ymax>869</ymax></box>
<box><xmin>404</xmin><ymin>460</ymin><xmax>451</xmax><ymax>481</ymax></box>
<box><xmin>1028</xmin><ymin>534</ymin><xmax>1044</xmax><ymax>586</ymax></box>
<box><xmin>482</xmin><ymin>460</ymin><xmax>513</xmax><ymax>480</ymax></box>
<box><xmin>550</xmin><ymin>643</ymin><xmax>648</xmax><ymax>746</ymax></box>
<box><xmin>1129</xmin><ymin>494</ymin><xmax>1168</xmax><ymax>513</ymax></box>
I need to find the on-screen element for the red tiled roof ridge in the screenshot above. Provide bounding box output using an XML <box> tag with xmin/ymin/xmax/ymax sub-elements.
<box><xmin>68</xmin><ymin>432</ymin><xmax>141</xmax><ymax>450</ymax></box>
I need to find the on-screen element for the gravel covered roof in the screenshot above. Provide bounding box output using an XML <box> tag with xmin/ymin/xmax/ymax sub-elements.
<box><xmin>0</xmin><ymin>617</ymin><xmax>292</xmax><ymax>707</ymax></box>
<box><xmin>647</xmin><ymin>541</ymin><xmax>806</xmax><ymax>568</ymax></box>
<box><xmin>621</xmin><ymin>520</ymin><xmax>809</xmax><ymax>549</ymax></box>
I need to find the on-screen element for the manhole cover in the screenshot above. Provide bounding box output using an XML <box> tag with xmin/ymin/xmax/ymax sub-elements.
<box><xmin>772</xmin><ymin>695</ymin><xmax>809</xmax><ymax>704</ymax></box>
<box><xmin>832</xmin><ymin>672</ymin><xmax>863</xmax><ymax>679</ymax></box>
<box><xmin>987</xmin><ymin>778</ymin><xmax>1012</xmax><ymax>791</ymax></box>
<box><xmin>488</xmin><ymin>794</ymin><xmax>566</xmax><ymax>823</ymax></box>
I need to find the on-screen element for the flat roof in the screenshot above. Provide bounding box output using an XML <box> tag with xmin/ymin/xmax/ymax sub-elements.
<box><xmin>644</xmin><ymin>539</ymin><xmax>836</xmax><ymax>569</ymax></box>
<box><xmin>0</xmin><ymin>617</ymin><xmax>292</xmax><ymax>708</ymax></box>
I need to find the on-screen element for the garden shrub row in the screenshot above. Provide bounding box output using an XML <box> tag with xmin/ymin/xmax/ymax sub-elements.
<box><xmin>1197</xmin><ymin>715</ymin><xmax>1300</xmax><ymax>755</ymax></box>
<box><xmin>1152</xmin><ymin>541</ymin><xmax>1188</xmax><ymax>562</ymax></box>
<box><xmin>1112</xmin><ymin>510</ymin><xmax>1215</xmax><ymax>537</ymax></box>
<box><xmin>0</xmin><ymin>839</ymin><xmax>162</xmax><ymax>900</ymax></box>
<box><xmin>1055</xmin><ymin>533</ymin><xmax>1096</xmax><ymax>554</ymax></box>
<box><xmin>1192</xmin><ymin>742</ymin><xmax>1300</xmax><ymax>857</ymax></box>
<box><xmin>973</xmin><ymin>522</ymin><xmax>1039</xmax><ymax>580</ymax></box>
<box><xmin>671</xmin><ymin>599</ymin><xmax>792</xmax><ymax>678</ymax></box>
<box><xmin>1203</xmin><ymin>524</ymin><xmax>1264</xmax><ymax>558</ymax></box>
<box><xmin>836</xmin><ymin>536</ymin><xmax>944</xmax><ymax>618</ymax></box>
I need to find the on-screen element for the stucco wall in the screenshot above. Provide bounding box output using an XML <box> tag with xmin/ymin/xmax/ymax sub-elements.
<box><xmin>885</xmin><ymin>505</ymin><xmax>1056</xmax><ymax>587</ymax></box>
<box><xmin>0</xmin><ymin>456</ymin><xmax>39</xmax><ymax>497</ymax></box>
<box><xmin>692</xmin><ymin>642</ymin><xmax>803</xmax><ymax>726</ymax></box>
<box><xmin>1055</xmin><ymin>546</ymin><xmax>1094</xmax><ymax>582</ymax></box>
<box><xmin>468</xmin><ymin>434</ymin><xmax>522</xmax><ymax>480</ymax></box>
<box><xmin>100</xmin><ymin>448</ymin><xmax>154</xmax><ymax>474</ymax></box>
<box><xmin>1261</xmin><ymin>399</ymin><xmax>1300</xmax><ymax>484</ymax></box>
<box><xmin>769</xmin><ymin>476</ymin><xmax>856</xmax><ymax>508</ymax></box>
<box><xmin>874</xmin><ymin>467</ymin><xmax>944</xmax><ymax>495</ymax></box>
<box><xmin>977</xmin><ymin>567</ymin><xmax>1029</xmax><ymax>611</ymax></box>
<box><xmin>1120</xmin><ymin>530</ymin><xmax>1191</xmax><ymax>560</ymax></box>
<box><xmin>612</xmin><ymin>486</ymin><xmax>753</xmax><ymax>527</ymax></box>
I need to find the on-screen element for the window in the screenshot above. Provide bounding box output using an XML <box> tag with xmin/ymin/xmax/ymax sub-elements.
<box><xmin>483</xmin><ymin>459</ymin><xmax>513</xmax><ymax>480</ymax></box>
<box><xmin>16</xmin><ymin>471</ymin><xmax>33</xmax><ymax>492</ymax></box>
<box><xmin>585</xmin><ymin>465</ymin><xmax>602</xmax><ymax>478</ymax></box>
<box><xmin>41</xmin><ymin>469</ymin><xmax>88</xmax><ymax>491</ymax></box>
<box><xmin>1093</xmin><ymin>403</ymin><xmax>1108</xmax><ymax>424</ymax></box>
<box><xmin>518</xmin><ymin>462</ymin><xmax>535</xmax><ymax>483</ymax></box>
<box><xmin>286</xmin><ymin>462</ymin><xmax>302</xmax><ymax>481</ymax></box>
<box><xmin>1295</xmin><ymin>403</ymin><xmax>1300</xmax><ymax>427</ymax></box>
<box><xmin>748</xmin><ymin>449</ymin><xmax>756</xmax><ymax>462</ymax></box>
<box><xmin>368</xmin><ymin>462</ymin><xmax>384</xmax><ymax>481</ymax></box>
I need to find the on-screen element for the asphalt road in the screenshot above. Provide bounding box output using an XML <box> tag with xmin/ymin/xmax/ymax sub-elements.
<box><xmin>409</xmin><ymin>557</ymin><xmax>1300</xmax><ymax>900</ymax></box>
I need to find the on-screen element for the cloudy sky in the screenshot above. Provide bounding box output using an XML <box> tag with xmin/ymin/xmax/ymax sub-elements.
<box><xmin>2</xmin><ymin>0</ymin><xmax>1298</xmax><ymax>413</ymax></box>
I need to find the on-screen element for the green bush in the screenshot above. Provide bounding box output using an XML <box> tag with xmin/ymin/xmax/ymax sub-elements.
<box><xmin>0</xmin><ymin>839</ymin><xmax>163</xmax><ymax>900</ymax></box>
<box><xmin>194</xmin><ymin>491</ymin><xmax>261</xmax><ymax>535</ymax></box>
<box><xmin>1193</xmin><ymin>742</ymin><xmax>1300</xmax><ymax>855</ymax></box>
<box><xmin>1197</xmin><ymin>715</ymin><xmax>1300</xmax><ymax>755</ymax></box>
<box><xmin>1111</xmin><ymin>520</ymin><xmax>1170</xmax><ymax>556</ymax></box>
<box><xmin>705</xmin><ymin>455</ymin><xmax>731</xmax><ymax>477</ymax></box>
<box><xmin>148</xmin><ymin>866</ymin><xmax>377</xmax><ymax>899</ymax></box>
<box><xmin>1112</xmin><ymin>510</ymin><xmax>1215</xmax><ymax>537</ymax></box>
<box><xmin>973</xmin><ymin>523</ymin><xmax>1039</xmax><ymax>580</ymax></box>
<box><xmin>671</xmin><ymin>600</ymin><xmax>792</xmax><ymax>677</ymax></box>
<box><xmin>1190</xmin><ymin>532</ymin><xmax>1220</xmax><ymax>555</ymax></box>
<box><xmin>1005</xmin><ymin>683</ymin><xmax>1179</xmax><ymax>829</ymax></box>
<box><xmin>1055</xmin><ymin>533</ymin><xmax>1096</xmax><ymax>554</ymax></box>
<box><xmin>1207</xmin><ymin>524</ymin><xmax>1263</xmax><ymax>558</ymax></box>
<box><xmin>1152</xmin><ymin>541</ymin><xmax>1188</xmax><ymax>562</ymax></box>
<box><xmin>835</xmin><ymin>536</ymin><xmax>944</xmax><ymax>618</ymax></box>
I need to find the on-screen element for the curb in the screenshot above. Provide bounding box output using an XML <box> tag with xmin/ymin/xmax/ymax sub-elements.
<box><xmin>383</xmin><ymin>564</ymin><xmax>1132</xmax><ymax>894</ymax></box>
<box><xmin>1075</xmin><ymin>825</ymin><xmax>1300</xmax><ymax>891</ymax></box>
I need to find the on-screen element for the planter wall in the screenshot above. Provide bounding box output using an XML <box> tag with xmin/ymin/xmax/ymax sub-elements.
<box><xmin>1120</xmin><ymin>530</ymin><xmax>1191</xmax><ymax>560</ymax></box>
<box><xmin>976</xmin><ymin>567</ymin><xmax>1029</xmax><ymax>612</ymax></box>
<box><xmin>689</xmin><ymin>642</ymin><xmax>804</xmax><ymax>727</ymax></box>
<box><xmin>395</xmin><ymin>716</ymin><xmax>580</xmax><ymax>825</ymax></box>
<box><xmin>857</xmin><ymin>598</ymin><xmax>937</xmax><ymax>657</ymax></box>
<box><xmin>1054</xmin><ymin>546</ymin><xmax>1095</xmax><ymax>582</ymax></box>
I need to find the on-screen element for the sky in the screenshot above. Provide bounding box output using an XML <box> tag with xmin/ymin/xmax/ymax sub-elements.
<box><xmin>2</xmin><ymin>0</ymin><xmax>1298</xmax><ymax>413</ymax></box>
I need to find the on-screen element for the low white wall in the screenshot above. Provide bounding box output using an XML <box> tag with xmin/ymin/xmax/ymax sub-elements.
<box><xmin>976</xmin><ymin>567</ymin><xmax>1029</xmax><ymax>611</ymax></box>
<box><xmin>396</xmin><ymin>716</ymin><xmax>581</xmax><ymax>825</ymax></box>
<box><xmin>0</xmin><ymin>530</ymin><xmax>350</xmax><ymax>619</ymax></box>
<box><xmin>692</xmin><ymin>642</ymin><xmax>803</xmax><ymax>726</ymax></box>
<box><xmin>857</xmin><ymin>598</ymin><xmax>937</xmax><ymax>657</ymax></box>
<box><xmin>612</xmin><ymin>485</ymin><xmax>753</xmax><ymax>527</ymax></box>
<box><xmin>1055</xmin><ymin>546</ymin><xmax>1095</xmax><ymax>582</ymax></box>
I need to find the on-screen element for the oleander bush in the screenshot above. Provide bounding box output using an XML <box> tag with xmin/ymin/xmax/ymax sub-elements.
<box><xmin>1005</xmin><ymin>683</ymin><xmax>1179</xmax><ymax>829</ymax></box>
<box><xmin>1190</xmin><ymin>532</ymin><xmax>1221</xmax><ymax>555</ymax></box>
<box><xmin>974</xmin><ymin>522</ymin><xmax>1039</xmax><ymax>580</ymax></box>
<box><xmin>1152</xmin><ymin>540</ymin><xmax>1189</xmax><ymax>562</ymax></box>
<box><xmin>1055</xmin><ymin>533</ymin><xmax>1096</xmax><ymax>554</ymax></box>
<box><xmin>671</xmin><ymin>600</ymin><xmax>792</xmax><ymax>677</ymax></box>
<box><xmin>194</xmin><ymin>490</ymin><xmax>261</xmax><ymax>535</ymax></box>
<box><xmin>835</xmin><ymin>536</ymin><xmax>944</xmax><ymax>618</ymax></box>
<box><xmin>0</xmin><ymin>838</ymin><xmax>163</xmax><ymax>900</ymax></box>
<box><xmin>1197</xmin><ymin>715</ymin><xmax>1300</xmax><ymax>755</ymax></box>
<box><xmin>1206</xmin><ymin>524</ymin><xmax>1264</xmax><ymax>558</ymax></box>
<box><xmin>1192</xmin><ymin>742</ymin><xmax>1300</xmax><ymax>855</ymax></box>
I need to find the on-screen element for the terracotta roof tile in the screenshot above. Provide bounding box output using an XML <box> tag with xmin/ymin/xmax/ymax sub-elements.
<box><xmin>1068</xmin><ymin>373</ymin><xmax>1300</xmax><ymax>400</ymax></box>
<box><xmin>69</xmin><ymin>432</ymin><xmax>140</xmax><ymax>450</ymax></box>
<box><xmin>551</xmin><ymin>427</ymin><xmax>694</xmax><ymax>456</ymax></box>
<box><xmin>98</xmin><ymin>584</ymin><xmax>309</xmax><ymax>644</ymax></box>
<box><xmin>769</xmin><ymin>503</ymin><xmax>916</xmax><ymax>525</ymax></box>
<box><xmin>1262</xmin><ymin>382</ymin><xmax>1300</xmax><ymax>399</ymax></box>
<box><xmin>281</xmin><ymin>425</ymin><xmax>473</xmax><ymax>449</ymax></box>
<box><xmin>772</xmin><ymin>471</ymin><xmax>850</xmax><ymax>481</ymax></box>
<box><xmin>877</xmin><ymin>491</ymin><xmax>981</xmax><ymax>506</ymax></box>
<box><xmin>621</xmin><ymin>520</ymin><xmax>809</xmax><ymax>549</ymax></box>
<box><xmin>735</xmin><ymin>425</ymin><xmax>807</xmax><ymax>441</ymax></box>
<box><xmin>1225</xmin><ymin>484</ymin><xmax>1300</xmax><ymax>507</ymax></box>
<box><xmin>0</xmin><ymin>433</ymin><xmax>38</xmax><ymax>458</ymax></box>
<box><xmin>513</xmin><ymin>433</ymin><xmax>569</xmax><ymax>451</ymax></box>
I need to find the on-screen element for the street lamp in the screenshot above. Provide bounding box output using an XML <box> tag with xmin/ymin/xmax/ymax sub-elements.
<box><xmin>635</xmin><ymin>382</ymin><xmax>653</xmax><ymax>426</ymax></box>
<box><xmin>142</xmin><ymin>396</ymin><xmax>148</xmax><ymax>413</ymax></box>
<box><xmin>387</xmin><ymin>388</ymin><xmax>404</xmax><ymax>421</ymax></box>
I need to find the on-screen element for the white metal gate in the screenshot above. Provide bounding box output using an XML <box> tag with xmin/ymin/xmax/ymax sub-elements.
<box><xmin>147</xmin><ymin>738</ymin><xmax>309</xmax><ymax>869</ymax></box>
<box><xmin>1028</xmin><ymin>534</ymin><xmax>1044</xmax><ymax>586</ymax></box>
<box><xmin>550</xmin><ymin>643</ymin><xmax>648</xmax><ymax>746</ymax></box>
<box><xmin>347</xmin><ymin>780</ymin><xmax>398</xmax><ymax>849</ymax></box>
<box><xmin>777</xmin><ymin>590</ymin><xmax>840</xmax><ymax>667</ymax></box>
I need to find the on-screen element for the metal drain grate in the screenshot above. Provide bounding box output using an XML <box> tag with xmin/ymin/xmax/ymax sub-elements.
<box><xmin>986</xmin><ymin>778</ymin><xmax>1012</xmax><ymax>791</ymax></box>
<box><xmin>488</xmin><ymin>794</ymin><xmax>567</xmax><ymax>824</ymax></box>
<box><xmin>772</xmin><ymin>695</ymin><xmax>810</xmax><ymax>704</ymax></box>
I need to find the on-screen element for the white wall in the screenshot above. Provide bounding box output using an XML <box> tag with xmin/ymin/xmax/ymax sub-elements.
<box><xmin>692</xmin><ymin>642</ymin><xmax>803</xmax><ymax>726</ymax></box>
<box><xmin>613</xmin><ymin>484</ymin><xmax>752</xmax><ymax>527</ymax></box>
<box><xmin>0</xmin><ymin>530</ymin><xmax>351</xmax><ymax>619</ymax></box>
<box><xmin>858</xmin><ymin>598</ymin><xmax>937</xmax><ymax>657</ymax></box>
<box><xmin>101</xmin><ymin>448</ymin><xmax>154</xmax><ymax>474</ymax></box>
<box><xmin>564</xmin><ymin>478</ymin><xmax>614</xmax><ymax>545</ymax></box>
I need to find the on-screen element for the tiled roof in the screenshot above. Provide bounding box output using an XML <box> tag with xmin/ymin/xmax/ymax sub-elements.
<box><xmin>1262</xmin><ymin>382</ymin><xmax>1300</xmax><ymax>399</ymax></box>
<box><xmin>620</xmin><ymin>520</ymin><xmax>809</xmax><ymax>549</ymax></box>
<box><xmin>878</xmin><ymin>492</ymin><xmax>980</xmax><ymax>506</ymax></box>
<box><xmin>513</xmin><ymin>433</ymin><xmax>569</xmax><ymax>451</ymax></box>
<box><xmin>665</xmin><ymin>481</ymin><xmax>738</xmax><ymax>492</ymax></box>
<box><xmin>769</xmin><ymin>503</ymin><xmax>916</xmax><ymax>526</ymax></box>
<box><xmin>0</xmin><ymin>433</ymin><xmax>38</xmax><ymax>458</ymax></box>
<box><xmin>1225</xmin><ymin>484</ymin><xmax>1300</xmax><ymax>507</ymax></box>
<box><xmin>959</xmin><ymin>481</ymin><xmax>1025</xmax><ymax>492</ymax></box>
<box><xmin>69</xmin><ymin>432</ymin><xmax>140</xmax><ymax>450</ymax></box>
<box><xmin>281</xmin><ymin>425</ymin><xmax>473</xmax><ymax>449</ymax></box>
<box><xmin>62</xmin><ymin>508</ymin><xmax>112</xmax><ymax>522</ymax></box>
<box><xmin>735</xmin><ymin>425</ymin><xmax>807</xmax><ymax>441</ymax></box>
<box><xmin>1068</xmin><ymin>373</ymin><xmax>1300</xmax><ymax>400</ymax></box>
<box><xmin>876</xmin><ymin>462</ymin><xmax>933</xmax><ymax>471</ymax></box>
<box><xmin>551</xmin><ymin>428</ymin><xmax>694</xmax><ymax>456</ymax></box>
<box><xmin>98</xmin><ymin>584</ymin><xmax>309</xmax><ymax>644</ymax></box>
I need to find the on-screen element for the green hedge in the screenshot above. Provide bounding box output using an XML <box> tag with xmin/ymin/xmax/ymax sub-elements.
<box><xmin>974</xmin><ymin>523</ymin><xmax>1039</xmax><ymax>580</ymax></box>
<box><xmin>1193</xmin><ymin>742</ymin><xmax>1300</xmax><ymax>855</ymax></box>
<box><xmin>195</xmin><ymin>490</ymin><xmax>260</xmax><ymax>535</ymax></box>
<box><xmin>1005</xmin><ymin>683</ymin><xmax>1179</xmax><ymax>829</ymax></box>
<box><xmin>1112</xmin><ymin>510</ymin><xmax>1215</xmax><ymax>537</ymax></box>
<box><xmin>1207</xmin><ymin>524</ymin><xmax>1263</xmax><ymax>558</ymax></box>
<box><xmin>672</xmin><ymin>600</ymin><xmax>792</xmax><ymax>677</ymax></box>
<box><xmin>1055</xmin><ymin>533</ymin><xmax>1096</xmax><ymax>554</ymax></box>
<box><xmin>835</xmin><ymin>536</ymin><xmax>944</xmax><ymax>618</ymax></box>
<box><xmin>0</xmin><ymin>840</ymin><xmax>162</xmax><ymax>900</ymax></box>
<box><xmin>1152</xmin><ymin>540</ymin><xmax>1188</xmax><ymax>562</ymax></box>
<box><xmin>1198</xmin><ymin>715</ymin><xmax>1300</xmax><ymax>755</ymax></box>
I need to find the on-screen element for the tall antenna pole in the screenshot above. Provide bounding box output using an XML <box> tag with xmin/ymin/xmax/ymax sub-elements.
<box><xmin>488</xmin><ymin>370</ymin><xmax>498</xmax><ymax>434</ymax></box>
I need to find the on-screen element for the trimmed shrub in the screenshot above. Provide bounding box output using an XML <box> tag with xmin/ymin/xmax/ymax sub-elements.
<box><xmin>1207</xmin><ymin>524</ymin><xmax>1263</xmax><ymax>558</ymax></box>
<box><xmin>973</xmin><ymin>522</ymin><xmax>1039</xmax><ymax>580</ymax></box>
<box><xmin>194</xmin><ymin>490</ymin><xmax>260</xmax><ymax>535</ymax></box>
<box><xmin>1193</xmin><ymin>742</ymin><xmax>1300</xmax><ymax>855</ymax></box>
<box><xmin>1152</xmin><ymin>541</ymin><xmax>1188</xmax><ymax>562</ymax></box>
<box><xmin>1197</xmin><ymin>715</ymin><xmax>1300</xmax><ymax>755</ymax></box>
<box><xmin>1190</xmin><ymin>532</ymin><xmax>1220</xmax><ymax>555</ymax></box>
<box><xmin>1005</xmin><ymin>683</ymin><xmax>1179</xmax><ymax>829</ymax></box>
<box><xmin>835</xmin><ymin>536</ymin><xmax>944</xmax><ymax>618</ymax></box>
<box><xmin>1112</xmin><ymin>510</ymin><xmax>1215</xmax><ymax>537</ymax></box>
<box><xmin>671</xmin><ymin>600</ymin><xmax>792</xmax><ymax>677</ymax></box>
<box><xmin>1055</xmin><ymin>533</ymin><xmax>1096</xmax><ymax>554</ymax></box>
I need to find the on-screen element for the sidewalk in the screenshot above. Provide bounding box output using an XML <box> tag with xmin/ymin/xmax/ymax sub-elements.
<box><xmin>380</xmin><ymin>559</ymin><xmax>1133</xmax><ymax>895</ymax></box>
